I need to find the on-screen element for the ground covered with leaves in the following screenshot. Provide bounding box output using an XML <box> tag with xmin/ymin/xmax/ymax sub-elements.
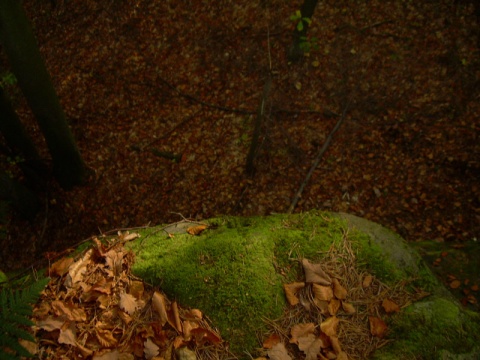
<box><xmin>0</xmin><ymin>0</ymin><xmax>479</xmax><ymax>306</ymax></box>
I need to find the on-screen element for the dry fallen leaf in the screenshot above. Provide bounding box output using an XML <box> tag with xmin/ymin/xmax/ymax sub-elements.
<box><xmin>297</xmin><ymin>333</ymin><xmax>322</xmax><ymax>360</ymax></box>
<box><xmin>176</xmin><ymin>346</ymin><xmax>197</xmax><ymax>360</ymax></box>
<box><xmin>329</xmin><ymin>335</ymin><xmax>342</xmax><ymax>354</ymax></box>
<box><xmin>302</xmin><ymin>259</ymin><xmax>331</xmax><ymax>285</ymax></box>
<box><xmin>369</xmin><ymin>316</ymin><xmax>388</xmax><ymax>338</ymax></box>
<box><xmin>290</xmin><ymin>323</ymin><xmax>315</xmax><ymax>344</ymax></box>
<box><xmin>187</xmin><ymin>224</ymin><xmax>208</xmax><ymax>235</ymax></box>
<box><xmin>58</xmin><ymin>322</ymin><xmax>77</xmax><ymax>346</ymax></box>
<box><xmin>328</xmin><ymin>299</ymin><xmax>341</xmax><ymax>316</ymax></box>
<box><xmin>267</xmin><ymin>342</ymin><xmax>293</xmax><ymax>360</ymax></box>
<box><xmin>313</xmin><ymin>283</ymin><xmax>333</xmax><ymax>301</ymax></box>
<box><xmin>120</xmin><ymin>292</ymin><xmax>139</xmax><ymax>315</ymax></box>
<box><xmin>341</xmin><ymin>301</ymin><xmax>356</xmax><ymax>314</ymax></box>
<box><xmin>332</xmin><ymin>278</ymin><xmax>347</xmax><ymax>300</ymax></box>
<box><xmin>152</xmin><ymin>291</ymin><xmax>169</xmax><ymax>326</ymax></box>
<box><xmin>320</xmin><ymin>316</ymin><xmax>339</xmax><ymax>337</ymax></box>
<box><xmin>382</xmin><ymin>298</ymin><xmax>400</xmax><ymax>313</ymax></box>
<box><xmin>263</xmin><ymin>333</ymin><xmax>281</xmax><ymax>349</ymax></box>
<box><xmin>283</xmin><ymin>282</ymin><xmax>305</xmax><ymax>306</ymax></box>
<box><xmin>362</xmin><ymin>274</ymin><xmax>373</xmax><ymax>288</ymax></box>
<box><xmin>49</xmin><ymin>257</ymin><xmax>74</xmax><ymax>277</ymax></box>
<box><xmin>144</xmin><ymin>338</ymin><xmax>160</xmax><ymax>360</ymax></box>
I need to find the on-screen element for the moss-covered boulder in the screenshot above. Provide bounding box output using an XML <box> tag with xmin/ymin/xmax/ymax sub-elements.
<box><xmin>127</xmin><ymin>211</ymin><xmax>480</xmax><ymax>359</ymax></box>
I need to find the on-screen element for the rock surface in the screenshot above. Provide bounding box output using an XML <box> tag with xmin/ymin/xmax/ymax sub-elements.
<box><xmin>129</xmin><ymin>211</ymin><xmax>480</xmax><ymax>359</ymax></box>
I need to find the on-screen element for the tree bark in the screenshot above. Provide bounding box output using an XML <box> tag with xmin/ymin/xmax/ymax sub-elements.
<box><xmin>288</xmin><ymin>0</ymin><xmax>319</xmax><ymax>62</ymax></box>
<box><xmin>0</xmin><ymin>86</ymin><xmax>48</xmax><ymax>189</ymax></box>
<box><xmin>0</xmin><ymin>86</ymin><xmax>40</xmax><ymax>163</ymax></box>
<box><xmin>0</xmin><ymin>0</ymin><xmax>86</xmax><ymax>189</ymax></box>
<box><xmin>0</xmin><ymin>168</ymin><xmax>40</xmax><ymax>220</ymax></box>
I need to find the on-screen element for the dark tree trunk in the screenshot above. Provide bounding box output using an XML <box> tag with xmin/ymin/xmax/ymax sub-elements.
<box><xmin>0</xmin><ymin>86</ymin><xmax>48</xmax><ymax>189</ymax></box>
<box><xmin>288</xmin><ymin>0</ymin><xmax>319</xmax><ymax>62</ymax></box>
<box><xmin>0</xmin><ymin>168</ymin><xmax>40</xmax><ymax>220</ymax></box>
<box><xmin>0</xmin><ymin>86</ymin><xmax>40</xmax><ymax>163</ymax></box>
<box><xmin>0</xmin><ymin>0</ymin><xmax>86</xmax><ymax>189</ymax></box>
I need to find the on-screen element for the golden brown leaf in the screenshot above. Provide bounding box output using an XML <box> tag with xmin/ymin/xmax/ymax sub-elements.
<box><xmin>302</xmin><ymin>259</ymin><xmax>331</xmax><ymax>285</ymax></box>
<box><xmin>267</xmin><ymin>342</ymin><xmax>292</xmax><ymax>360</ymax></box>
<box><xmin>320</xmin><ymin>316</ymin><xmax>339</xmax><ymax>337</ymax></box>
<box><xmin>341</xmin><ymin>301</ymin><xmax>356</xmax><ymax>314</ymax></box>
<box><xmin>144</xmin><ymin>338</ymin><xmax>160</xmax><ymax>360</ymax></box>
<box><xmin>314</xmin><ymin>299</ymin><xmax>330</xmax><ymax>315</ymax></box>
<box><xmin>120</xmin><ymin>292</ymin><xmax>139</xmax><ymax>315</ymax></box>
<box><xmin>328</xmin><ymin>299</ymin><xmax>341</xmax><ymax>316</ymax></box>
<box><xmin>96</xmin><ymin>326</ymin><xmax>117</xmax><ymax>347</ymax></box>
<box><xmin>187</xmin><ymin>224</ymin><xmax>208</xmax><ymax>235</ymax></box>
<box><xmin>263</xmin><ymin>333</ymin><xmax>281</xmax><ymax>349</ymax></box>
<box><xmin>382</xmin><ymin>298</ymin><xmax>400</xmax><ymax>314</ymax></box>
<box><xmin>290</xmin><ymin>323</ymin><xmax>315</xmax><ymax>344</ymax></box>
<box><xmin>283</xmin><ymin>282</ymin><xmax>305</xmax><ymax>306</ymax></box>
<box><xmin>49</xmin><ymin>257</ymin><xmax>74</xmax><ymax>277</ymax></box>
<box><xmin>297</xmin><ymin>334</ymin><xmax>322</xmax><ymax>360</ymax></box>
<box><xmin>332</xmin><ymin>278</ymin><xmax>347</xmax><ymax>300</ymax></box>
<box><xmin>329</xmin><ymin>335</ymin><xmax>342</xmax><ymax>354</ymax></box>
<box><xmin>313</xmin><ymin>283</ymin><xmax>333</xmax><ymax>301</ymax></box>
<box><xmin>152</xmin><ymin>291</ymin><xmax>169</xmax><ymax>326</ymax></box>
<box><xmin>369</xmin><ymin>316</ymin><xmax>388</xmax><ymax>338</ymax></box>
<box><xmin>362</xmin><ymin>274</ymin><xmax>373</xmax><ymax>288</ymax></box>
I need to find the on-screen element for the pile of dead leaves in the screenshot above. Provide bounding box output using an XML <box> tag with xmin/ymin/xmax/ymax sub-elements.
<box><xmin>257</xmin><ymin>233</ymin><xmax>428</xmax><ymax>360</ymax></box>
<box><xmin>29</xmin><ymin>232</ymin><xmax>230</xmax><ymax>360</ymax></box>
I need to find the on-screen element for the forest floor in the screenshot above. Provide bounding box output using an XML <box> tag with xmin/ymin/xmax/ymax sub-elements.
<box><xmin>0</xmin><ymin>0</ymin><xmax>479</xmax><ymax>308</ymax></box>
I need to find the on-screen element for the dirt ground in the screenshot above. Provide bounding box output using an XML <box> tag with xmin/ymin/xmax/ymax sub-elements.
<box><xmin>0</xmin><ymin>0</ymin><xmax>479</xmax><ymax>305</ymax></box>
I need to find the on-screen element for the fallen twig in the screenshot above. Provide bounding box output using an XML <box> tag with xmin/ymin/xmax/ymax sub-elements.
<box><xmin>288</xmin><ymin>100</ymin><xmax>351</xmax><ymax>213</ymax></box>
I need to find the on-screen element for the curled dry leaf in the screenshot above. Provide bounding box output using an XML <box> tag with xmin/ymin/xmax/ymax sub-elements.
<box><xmin>187</xmin><ymin>224</ymin><xmax>208</xmax><ymax>235</ymax></box>
<box><xmin>382</xmin><ymin>298</ymin><xmax>400</xmax><ymax>313</ymax></box>
<box><xmin>320</xmin><ymin>316</ymin><xmax>339</xmax><ymax>337</ymax></box>
<box><xmin>144</xmin><ymin>338</ymin><xmax>160</xmax><ymax>360</ymax></box>
<box><xmin>170</xmin><ymin>301</ymin><xmax>183</xmax><ymax>333</ymax></box>
<box><xmin>314</xmin><ymin>299</ymin><xmax>330</xmax><ymax>315</ymax></box>
<box><xmin>49</xmin><ymin>257</ymin><xmax>74</xmax><ymax>277</ymax></box>
<box><xmin>290</xmin><ymin>323</ymin><xmax>315</xmax><ymax>344</ymax></box>
<box><xmin>332</xmin><ymin>278</ymin><xmax>347</xmax><ymax>300</ymax></box>
<box><xmin>129</xmin><ymin>280</ymin><xmax>145</xmax><ymax>300</ymax></box>
<box><xmin>65</xmin><ymin>249</ymin><xmax>93</xmax><ymax>287</ymax></box>
<box><xmin>362</xmin><ymin>274</ymin><xmax>373</xmax><ymax>288</ymax></box>
<box><xmin>95</xmin><ymin>326</ymin><xmax>118</xmax><ymax>347</ymax></box>
<box><xmin>328</xmin><ymin>299</ymin><xmax>341</xmax><ymax>316</ymax></box>
<box><xmin>313</xmin><ymin>283</ymin><xmax>333</xmax><ymax>301</ymax></box>
<box><xmin>267</xmin><ymin>342</ymin><xmax>293</xmax><ymax>360</ymax></box>
<box><xmin>119</xmin><ymin>292</ymin><xmax>139</xmax><ymax>315</ymax></box>
<box><xmin>176</xmin><ymin>346</ymin><xmax>197</xmax><ymax>360</ymax></box>
<box><xmin>329</xmin><ymin>335</ymin><xmax>342</xmax><ymax>354</ymax></box>
<box><xmin>369</xmin><ymin>316</ymin><xmax>388</xmax><ymax>338</ymax></box>
<box><xmin>341</xmin><ymin>301</ymin><xmax>356</xmax><ymax>314</ymax></box>
<box><xmin>58</xmin><ymin>322</ymin><xmax>77</xmax><ymax>346</ymax></box>
<box><xmin>152</xmin><ymin>291</ymin><xmax>169</xmax><ymax>326</ymax></box>
<box><xmin>190</xmin><ymin>327</ymin><xmax>222</xmax><ymax>345</ymax></box>
<box><xmin>263</xmin><ymin>333</ymin><xmax>281</xmax><ymax>349</ymax></box>
<box><xmin>302</xmin><ymin>259</ymin><xmax>331</xmax><ymax>285</ymax></box>
<box><xmin>297</xmin><ymin>334</ymin><xmax>322</xmax><ymax>360</ymax></box>
<box><xmin>283</xmin><ymin>282</ymin><xmax>305</xmax><ymax>306</ymax></box>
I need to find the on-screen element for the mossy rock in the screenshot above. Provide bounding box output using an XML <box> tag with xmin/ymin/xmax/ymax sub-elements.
<box><xmin>127</xmin><ymin>211</ymin><xmax>480</xmax><ymax>359</ymax></box>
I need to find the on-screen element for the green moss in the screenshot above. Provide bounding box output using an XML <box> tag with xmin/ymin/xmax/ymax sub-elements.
<box><xmin>374</xmin><ymin>297</ymin><xmax>480</xmax><ymax>359</ymax></box>
<box><xmin>130</xmin><ymin>216</ymin><xmax>286</xmax><ymax>354</ymax></box>
<box><xmin>127</xmin><ymin>211</ymin><xmax>479</xmax><ymax>359</ymax></box>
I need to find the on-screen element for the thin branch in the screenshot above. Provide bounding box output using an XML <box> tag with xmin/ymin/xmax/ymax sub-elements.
<box><xmin>153</xmin><ymin>76</ymin><xmax>255</xmax><ymax>115</ymax></box>
<box><xmin>288</xmin><ymin>100</ymin><xmax>351</xmax><ymax>213</ymax></box>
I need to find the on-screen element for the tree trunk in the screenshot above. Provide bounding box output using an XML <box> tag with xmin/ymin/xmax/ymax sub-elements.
<box><xmin>0</xmin><ymin>0</ymin><xmax>86</xmax><ymax>189</ymax></box>
<box><xmin>288</xmin><ymin>0</ymin><xmax>319</xmax><ymax>62</ymax></box>
<box><xmin>0</xmin><ymin>168</ymin><xmax>40</xmax><ymax>220</ymax></box>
